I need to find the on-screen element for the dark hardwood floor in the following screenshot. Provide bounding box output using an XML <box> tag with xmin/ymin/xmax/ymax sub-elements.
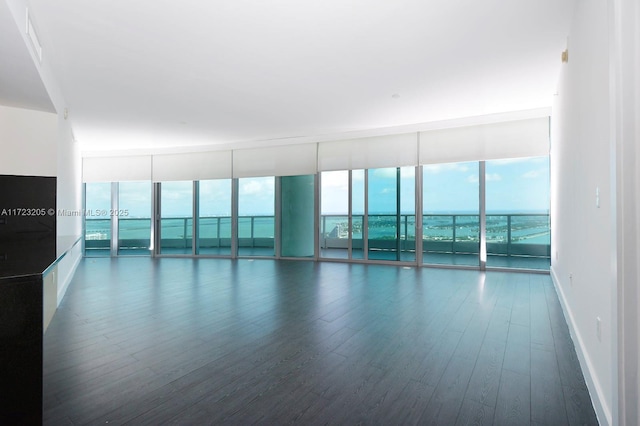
<box><xmin>43</xmin><ymin>258</ymin><xmax>598</xmax><ymax>425</ymax></box>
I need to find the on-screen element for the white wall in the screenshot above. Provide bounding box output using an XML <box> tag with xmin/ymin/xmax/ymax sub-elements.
<box><xmin>550</xmin><ymin>0</ymin><xmax>613</xmax><ymax>424</ymax></box>
<box><xmin>0</xmin><ymin>104</ymin><xmax>57</xmax><ymax>176</ymax></box>
<box><xmin>55</xmin><ymin>113</ymin><xmax>82</xmax><ymax>303</ymax></box>
<box><xmin>4</xmin><ymin>0</ymin><xmax>83</xmax><ymax>306</ymax></box>
<box><xmin>0</xmin><ymin>104</ymin><xmax>81</xmax><ymax>305</ymax></box>
<box><xmin>612</xmin><ymin>0</ymin><xmax>640</xmax><ymax>423</ymax></box>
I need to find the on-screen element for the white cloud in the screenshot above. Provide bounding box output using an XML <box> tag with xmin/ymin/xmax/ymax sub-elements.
<box><xmin>372</xmin><ymin>168</ymin><xmax>398</xmax><ymax>178</ymax></box>
<box><xmin>241</xmin><ymin>179</ymin><xmax>273</xmax><ymax>196</ymax></box>
<box><xmin>199</xmin><ymin>180</ymin><xmax>232</xmax><ymax>201</ymax></box>
<box><xmin>425</xmin><ymin>163</ymin><xmax>470</xmax><ymax>174</ymax></box>
<box><xmin>466</xmin><ymin>173</ymin><xmax>500</xmax><ymax>182</ymax></box>
<box><xmin>370</xmin><ymin>166</ymin><xmax>416</xmax><ymax>179</ymax></box>
<box><xmin>522</xmin><ymin>169</ymin><xmax>547</xmax><ymax>179</ymax></box>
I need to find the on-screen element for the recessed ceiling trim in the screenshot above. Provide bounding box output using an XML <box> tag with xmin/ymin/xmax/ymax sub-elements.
<box><xmin>25</xmin><ymin>8</ymin><xmax>42</xmax><ymax>63</ymax></box>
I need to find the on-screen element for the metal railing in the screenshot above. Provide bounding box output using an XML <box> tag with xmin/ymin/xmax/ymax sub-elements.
<box><xmin>320</xmin><ymin>213</ymin><xmax>550</xmax><ymax>257</ymax></box>
<box><xmin>85</xmin><ymin>213</ymin><xmax>550</xmax><ymax>257</ymax></box>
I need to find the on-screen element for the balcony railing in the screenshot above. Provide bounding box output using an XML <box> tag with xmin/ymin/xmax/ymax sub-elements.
<box><xmin>321</xmin><ymin>213</ymin><xmax>550</xmax><ymax>258</ymax></box>
<box><xmin>85</xmin><ymin>213</ymin><xmax>550</xmax><ymax>258</ymax></box>
<box><xmin>84</xmin><ymin>216</ymin><xmax>274</xmax><ymax>251</ymax></box>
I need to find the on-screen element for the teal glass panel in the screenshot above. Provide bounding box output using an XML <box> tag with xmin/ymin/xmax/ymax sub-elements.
<box><xmin>159</xmin><ymin>181</ymin><xmax>193</xmax><ymax>255</ymax></box>
<box><xmin>320</xmin><ymin>170</ymin><xmax>349</xmax><ymax>259</ymax></box>
<box><xmin>238</xmin><ymin>177</ymin><xmax>274</xmax><ymax>257</ymax></box>
<box><xmin>281</xmin><ymin>175</ymin><xmax>315</xmax><ymax>258</ymax></box>
<box><xmin>198</xmin><ymin>179</ymin><xmax>232</xmax><ymax>255</ymax></box>
<box><xmin>84</xmin><ymin>182</ymin><xmax>111</xmax><ymax>256</ymax></box>
<box><xmin>423</xmin><ymin>162</ymin><xmax>479</xmax><ymax>266</ymax></box>
<box><xmin>118</xmin><ymin>181</ymin><xmax>152</xmax><ymax>255</ymax></box>
<box><xmin>486</xmin><ymin>156</ymin><xmax>550</xmax><ymax>270</ymax></box>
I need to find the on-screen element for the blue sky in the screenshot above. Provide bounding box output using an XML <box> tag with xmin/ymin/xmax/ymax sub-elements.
<box><xmin>85</xmin><ymin>156</ymin><xmax>549</xmax><ymax>218</ymax></box>
<box><xmin>422</xmin><ymin>157</ymin><xmax>550</xmax><ymax>213</ymax></box>
<box><xmin>322</xmin><ymin>157</ymin><xmax>549</xmax><ymax>214</ymax></box>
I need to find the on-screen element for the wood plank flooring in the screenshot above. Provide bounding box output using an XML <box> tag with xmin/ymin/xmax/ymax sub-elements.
<box><xmin>43</xmin><ymin>258</ymin><xmax>598</xmax><ymax>425</ymax></box>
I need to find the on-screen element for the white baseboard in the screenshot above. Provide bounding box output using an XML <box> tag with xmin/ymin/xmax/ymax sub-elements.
<box><xmin>550</xmin><ymin>266</ymin><xmax>612</xmax><ymax>426</ymax></box>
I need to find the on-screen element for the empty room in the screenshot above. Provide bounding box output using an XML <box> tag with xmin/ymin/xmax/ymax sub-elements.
<box><xmin>0</xmin><ymin>0</ymin><xmax>638</xmax><ymax>425</ymax></box>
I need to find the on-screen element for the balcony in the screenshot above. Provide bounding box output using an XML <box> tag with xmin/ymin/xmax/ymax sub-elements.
<box><xmin>85</xmin><ymin>213</ymin><xmax>550</xmax><ymax>269</ymax></box>
<box><xmin>321</xmin><ymin>213</ymin><xmax>550</xmax><ymax>269</ymax></box>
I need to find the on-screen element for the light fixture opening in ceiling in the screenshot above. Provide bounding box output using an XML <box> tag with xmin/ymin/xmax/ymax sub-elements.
<box><xmin>25</xmin><ymin>9</ymin><xmax>42</xmax><ymax>63</ymax></box>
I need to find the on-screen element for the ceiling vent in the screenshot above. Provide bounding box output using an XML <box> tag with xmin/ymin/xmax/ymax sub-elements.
<box><xmin>25</xmin><ymin>8</ymin><xmax>42</xmax><ymax>63</ymax></box>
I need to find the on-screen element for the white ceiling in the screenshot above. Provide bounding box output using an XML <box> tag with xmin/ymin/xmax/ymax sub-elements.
<box><xmin>10</xmin><ymin>0</ymin><xmax>576</xmax><ymax>151</ymax></box>
<box><xmin>0</xmin><ymin>0</ymin><xmax>54</xmax><ymax>112</ymax></box>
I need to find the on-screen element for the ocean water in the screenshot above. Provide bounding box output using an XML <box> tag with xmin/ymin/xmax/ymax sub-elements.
<box><xmin>86</xmin><ymin>213</ymin><xmax>550</xmax><ymax>245</ymax></box>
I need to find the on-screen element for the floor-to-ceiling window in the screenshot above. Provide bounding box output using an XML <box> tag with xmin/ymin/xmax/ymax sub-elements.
<box><xmin>352</xmin><ymin>170</ymin><xmax>365</xmax><ymax>259</ymax></box>
<box><xmin>368</xmin><ymin>167</ymin><xmax>397</xmax><ymax>260</ymax></box>
<box><xmin>423</xmin><ymin>162</ymin><xmax>480</xmax><ymax>266</ymax></box>
<box><xmin>118</xmin><ymin>181</ymin><xmax>152</xmax><ymax>255</ymax></box>
<box><xmin>238</xmin><ymin>176</ymin><xmax>275</xmax><ymax>257</ymax></box>
<box><xmin>84</xmin><ymin>182</ymin><xmax>111</xmax><ymax>256</ymax></box>
<box><xmin>198</xmin><ymin>179</ymin><xmax>232</xmax><ymax>256</ymax></box>
<box><xmin>82</xmin><ymin>152</ymin><xmax>550</xmax><ymax>269</ymax></box>
<box><xmin>485</xmin><ymin>156</ymin><xmax>550</xmax><ymax>270</ymax></box>
<box><xmin>159</xmin><ymin>181</ymin><xmax>193</xmax><ymax>255</ymax></box>
<box><xmin>400</xmin><ymin>167</ymin><xmax>416</xmax><ymax>261</ymax></box>
<box><xmin>367</xmin><ymin>167</ymin><xmax>415</xmax><ymax>262</ymax></box>
<box><xmin>320</xmin><ymin>170</ymin><xmax>349</xmax><ymax>259</ymax></box>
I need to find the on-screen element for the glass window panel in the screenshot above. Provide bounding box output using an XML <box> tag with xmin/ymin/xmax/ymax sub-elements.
<box><xmin>159</xmin><ymin>181</ymin><xmax>193</xmax><ymax>255</ymax></box>
<box><xmin>281</xmin><ymin>175</ymin><xmax>315</xmax><ymax>258</ymax></box>
<box><xmin>485</xmin><ymin>156</ymin><xmax>550</xmax><ymax>270</ymax></box>
<box><xmin>367</xmin><ymin>167</ymin><xmax>398</xmax><ymax>261</ymax></box>
<box><xmin>84</xmin><ymin>182</ymin><xmax>111</xmax><ymax>256</ymax></box>
<box><xmin>118</xmin><ymin>181</ymin><xmax>152</xmax><ymax>255</ymax></box>
<box><xmin>320</xmin><ymin>170</ymin><xmax>349</xmax><ymax>259</ymax></box>
<box><xmin>423</xmin><ymin>162</ymin><xmax>479</xmax><ymax>266</ymax></box>
<box><xmin>238</xmin><ymin>176</ymin><xmax>275</xmax><ymax>257</ymax></box>
<box><xmin>352</xmin><ymin>170</ymin><xmax>365</xmax><ymax>259</ymax></box>
<box><xmin>198</xmin><ymin>179</ymin><xmax>232</xmax><ymax>255</ymax></box>
<box><xmin>400</xmin><ymin>167</ymin><xmax>416</xmax><ymax>261</ymax></box>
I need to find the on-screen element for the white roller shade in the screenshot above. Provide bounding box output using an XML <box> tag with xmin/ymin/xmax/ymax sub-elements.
<box><xmin>318</xmin><ymin>133</ymin><xmax>418</xmax><ymax>171</ymax></box>
<box><xmin>152</xmin><ymin>150</ymin><xmax>232</xmax><ymax>181</ymax></box>
<box><xmin>82</xmin><ymin>156</ymin><xmax>152</xmax><ymax>182</ymax></box>
<box><xmin>419</xmin><ymin>117</ymin><xmax>549</xmax><ymax>165</ymax></box>
<box><xmin>233</xmin><ymin>144</ymin><xmax>317</xmax><ymax>178</ymax></box>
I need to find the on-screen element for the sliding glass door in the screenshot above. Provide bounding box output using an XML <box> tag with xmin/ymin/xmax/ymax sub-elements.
<box><xmin>198</xmin><ymin>179</ymin><xmax>232</xmax><ymax>256</ymax></box>
<box><xmin>367</xmin><ymin>168</ymin><xmax>398</xmax><ymax>260</ymax></box>
<box><xmin>423</xmin><ymin>162</ymin><xmax>480</xmax><ymax>266</ymax></box>
<box><xmin>238</xmin><ymin>176</ymin><xmax>275</xmax><ymax>257</ymax></box>
<box><xmin>118</xmin><ymin>182</ymin><xmax>152</xmax><ymax>255</ymax></box>
<box><xmin>159</xmin><ymin>181</ymin><xmax>193</xmax><ymax>255</ymax></box>
<box><xmin>320</xmin><ymin>171</ymin><xmax>349</xmax><ymax>259</ymax></box>
<box><xmin>367</xmin><ymin>167</ymin><xmax>415</xmax><ymax>262</ymax></box>
<box><xmin>84</xmin><ymin>182</ymin><xmax>111</xmax><ymax>256</ymax></box>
